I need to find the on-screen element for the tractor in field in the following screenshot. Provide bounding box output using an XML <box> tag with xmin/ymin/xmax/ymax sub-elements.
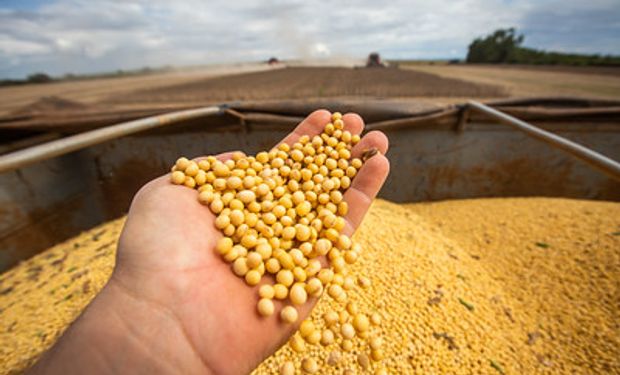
<box><xmin>366</xmin><ymin>52</ymin><xmax>385</xmax><ymax>68</ymax></box>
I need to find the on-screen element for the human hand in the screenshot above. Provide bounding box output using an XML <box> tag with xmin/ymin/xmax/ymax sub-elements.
<box><xmin>29</xmin><ymin>110</ymin><xmax>389</xmax><ymax>375</ymax></box>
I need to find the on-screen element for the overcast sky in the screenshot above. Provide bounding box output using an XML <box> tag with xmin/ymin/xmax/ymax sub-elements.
<box><xmin>1</xmin><ymin>0</ymin><xmax>619</xmax><ymax>79</ymax></box>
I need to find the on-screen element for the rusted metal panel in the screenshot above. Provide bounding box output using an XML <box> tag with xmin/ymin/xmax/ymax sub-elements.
<box><xmin>466</xmin><ymin>101</ymin><xmax>620</xmax><ymax>181</ymax></box>
<box><xmin>1</xmin><ymin>114</ymin><xmax>619</xmax><ymax>272</ymax></box>
<box><xmin>0</xmin><ymin>151</ymin><xmax>106</xmax><ymax>268</ymax></box>
<box><xmin>88</xmin><ymin>119</ymin><xmax>620</xmax><ymax>206</ymax></box>
<box><xmin>380</xmin><ymin>125</ymin><xmax>620</xmax><ymax>202</ymax></box>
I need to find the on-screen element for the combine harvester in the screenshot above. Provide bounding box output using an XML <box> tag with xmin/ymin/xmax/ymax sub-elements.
<box><xmin>0</xmin><ymin>95</ymin><xmax>619</xmax><ymax>373</ymax></box>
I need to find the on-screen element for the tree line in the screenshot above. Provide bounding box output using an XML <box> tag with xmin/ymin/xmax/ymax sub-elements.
<box><xmin>466</xmin><ymin>28</ymin><xmax>620</xmax><ymax>66</ymax></box>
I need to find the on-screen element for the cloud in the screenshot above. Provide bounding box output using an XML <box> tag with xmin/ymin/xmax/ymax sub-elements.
<box><xmin>520</xmin><ymin>0</ymin><xmax>620</xmax><ymax>54</ymax></box>
<box><xmin>0</xmin><ymin>0</ymin><xmax>618</xmax><ymax>78</ymax></box>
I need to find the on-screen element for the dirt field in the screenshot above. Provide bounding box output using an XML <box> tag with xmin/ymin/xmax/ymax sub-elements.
<box><xmin>1</xmin><ymin>63</ymin><xmax>618</xmax><ymax>119</ymax></box>
<box><xmin>470</xmin><ymin>64</ymin><xmax>620</xmax><ymax>77</ymax></box>
<box><xmin>404</xmin><ymin>64</ymin><xmax>620</xmax><ymax>99</ymax></box>
<box><xmin>0</xmin><ymin>63</ymin><xmax>274</xmax><ymax>116</ymax></box>
<box><xmin>105</xmin><ymin>66</ymin><xmax>507</xmax><ymax>105</ymax></box>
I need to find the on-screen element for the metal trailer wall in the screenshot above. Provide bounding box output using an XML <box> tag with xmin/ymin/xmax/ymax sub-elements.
<box><xmin>1</xmin><ymin>117</ymin><xmax>618</xmax><ymax>272</ymax></box>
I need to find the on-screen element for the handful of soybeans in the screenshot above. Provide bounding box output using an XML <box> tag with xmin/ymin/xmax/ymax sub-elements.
<box><xmin>170</xmin><ymin>112</ymin><xmax>386</xmax><ymax>374</ymax></box>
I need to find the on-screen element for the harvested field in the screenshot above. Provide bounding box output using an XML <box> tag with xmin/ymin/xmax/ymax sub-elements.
<box><xmin>2</xmin><ymin>63</ymin><xmax>618</xmax><ymax>120</ymax></box>
<box><xmin>0</xmin><ymin>63</ymin><xmax>274</xmax><ymax>116</ymax></box>
<box><xmin>1</xmin><ymin>198</ymin><xmax>618</xmax><ymax>374</ymax></box>
<box><xmin>405</xmin><ymin>64</ymin><xmax>620</xmax><ymax>100</ymax></box>
<box><xmin>467</xmin><ymin>64</ymin><xmax>620</xmax><ymax>77</ymax></box>
<box><xmin>396</xmin><ymin>62</ymin><xmax>620</xmax><ymax>77</ymax></box>
<box><xmin>106</xmin><ymin>67</ymin><xmax>507</xmax><ymax>105</ymax></box>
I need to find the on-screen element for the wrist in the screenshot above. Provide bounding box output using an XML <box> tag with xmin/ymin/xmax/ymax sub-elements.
<box><xmin>28</xmin><ymin>275</ymin><xmax>212</xmax><ymax>375</ymax></box>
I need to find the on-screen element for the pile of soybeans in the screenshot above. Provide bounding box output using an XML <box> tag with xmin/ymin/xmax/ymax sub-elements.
<box><xmin>1</xmin><ymin>197</ymin><xmax>618</xmax><ymax>374</ymax></box>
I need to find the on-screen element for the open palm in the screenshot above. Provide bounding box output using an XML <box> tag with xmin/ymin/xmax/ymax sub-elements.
<box><xmin>110</xmin><ymin>110</ymin><xmax>390</xmax><ymax>375</ymax></box>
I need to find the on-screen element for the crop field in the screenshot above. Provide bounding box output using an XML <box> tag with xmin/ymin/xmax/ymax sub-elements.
<box><xmin>0</xmin><ymin>63</ymin><xmax>273</xmax><ymax>116</ymax></box>
<box><xmin>404</xmin><ymin>64</ymin><xmax>620</xmax><ymax>100</ymax></box>
<box><xmin>1</xmin><ymin>63</ymin><xmax>618</xmax><ymax>119</ymax></box>
<box><xmin>104</xmin><ymin>66</ymin><xmax>507</xmax><ymax>105</ymax></box>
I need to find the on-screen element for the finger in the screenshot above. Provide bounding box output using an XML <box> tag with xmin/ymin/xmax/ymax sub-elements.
<box><xmin>342</xmin><ymin>153</ymin><xmax>390</xmax><ymax>235</ymax></box>
<box><xmin>342</xmin><ymin>112</ymin><xmax>364</xmax><ymax>135</ymax></box>
<box><xmin>278</xmin><ymin>109</ymin><xmax>332</xmax><ymax>147</ymax></box>
<box><xmin>351</xmin><ymin>131</ymin><xmax>389</xmax><ymax>158</ymax></box>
